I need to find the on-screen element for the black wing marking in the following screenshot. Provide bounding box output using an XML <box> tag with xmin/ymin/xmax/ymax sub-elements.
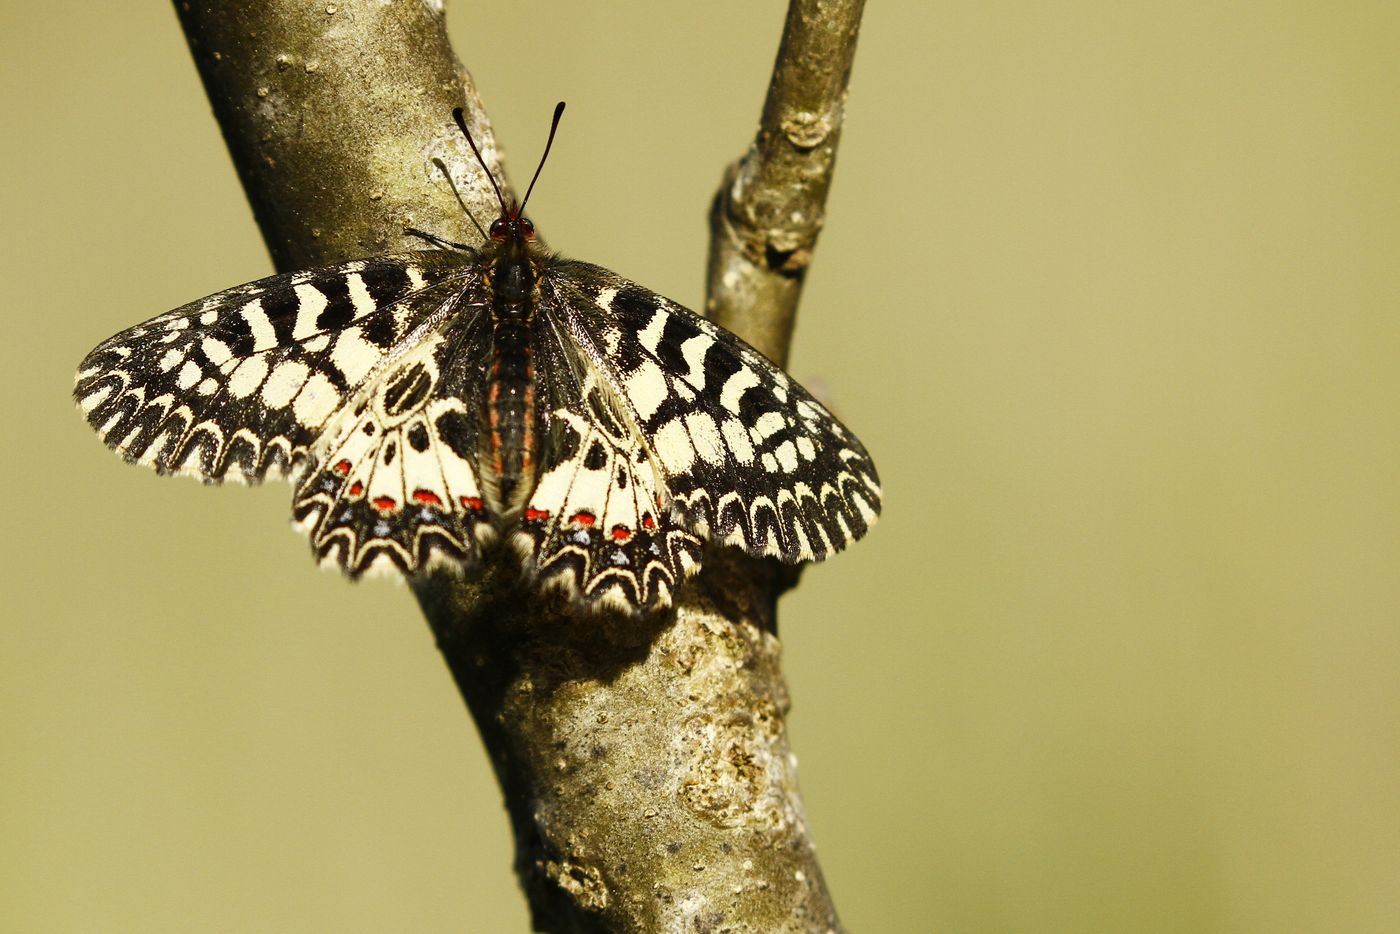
<box><xmin>74</xmin><ymin>252</ymin><xmax>473</xmax><ymax>483</ymax></box>
<box><xmin>549</xmin><ymin>261</ymin><xmax>881</xmax><ymax>564</ymax></box>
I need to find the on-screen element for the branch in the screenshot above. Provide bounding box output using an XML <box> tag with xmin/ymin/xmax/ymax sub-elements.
<box><xmin>175</xmin><ymin>2</ymin><xmax>864</xmax><ymax>931</ymax></box>
<box><xmin>708</xmin><ymin>0</ymin><xmax>866</xmax><ymax>366</ymax></box>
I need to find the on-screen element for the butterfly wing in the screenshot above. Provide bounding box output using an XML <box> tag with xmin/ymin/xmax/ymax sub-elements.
<box><xmin>546</xmin><ymin>262</ymin><xmax>881</xmax><ymax>565</ymax></box>
<box><xmin>74</xmin><ymin>252</ymin><xmax>472</xmax><ymax>483</ymax></box>
<box><xmin>75</xmin><ymin>243</ymin><xmax>878</xmax><ymax>595</ymax></box>
<box><xmin>512</xmin><ymin>314</ymin><xmax>702</xmax><ymax>609</ymax></box>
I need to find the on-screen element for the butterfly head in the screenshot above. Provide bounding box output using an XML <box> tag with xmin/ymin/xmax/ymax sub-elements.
<box><xmin>489</xmin><ymin>213</ymin><xmax>536</xmax><ymax>243</ymax></box>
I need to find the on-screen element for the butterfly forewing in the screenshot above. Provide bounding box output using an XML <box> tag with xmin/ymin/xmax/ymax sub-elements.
<box><xmin>74</xmin><ymin>253</ymin><xmax>471</xmax><ymax>484</ymax></box>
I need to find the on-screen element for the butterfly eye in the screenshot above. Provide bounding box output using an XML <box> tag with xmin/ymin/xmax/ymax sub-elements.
<box><xmin>488</xmin><ymin>218</ymin><xmax>510</xmax><ymax>241</ymax></box>
<box><xmin>519</xmin><ymin>217</ymin><xmax>536</xmax><ymax>241</ymax></box>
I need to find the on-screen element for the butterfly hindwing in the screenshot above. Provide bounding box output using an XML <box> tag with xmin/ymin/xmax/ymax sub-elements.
<box><xmin>513</xmin><ymin>324</ymin><xmax>702</xmax><ymax>609</ymax></box>
<box><xmin>291</xmin><ymin>289</ymin><xmax>497</xmax><ymax>576</ymax></box>
<box><xmin>548</xmin><ymin>262</ymin><xmax>882</xmax><ymax>565</ymax></box>
<box><xmin>74</xmin><ymin>253</ymin><xmax>470</xmax><ymax>483</ymax></box>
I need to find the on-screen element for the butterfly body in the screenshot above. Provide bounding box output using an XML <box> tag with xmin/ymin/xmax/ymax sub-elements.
<box><xmin>481</xmin><ymin>218</ymin><xmax>544</xmax><ymax>518</ymax></box>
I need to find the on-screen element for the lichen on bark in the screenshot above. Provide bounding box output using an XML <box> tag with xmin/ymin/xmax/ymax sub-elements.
<box><xmin>174</xmin><ymin>2</ymin><xmax>865</xmax><ymax>931</ymax></box>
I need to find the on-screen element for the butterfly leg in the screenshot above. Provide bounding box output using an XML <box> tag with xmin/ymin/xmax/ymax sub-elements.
<box><xmin>404</xmin><ymin>227</ymin><xmax>476</xmax><ymax>252</ymax></box>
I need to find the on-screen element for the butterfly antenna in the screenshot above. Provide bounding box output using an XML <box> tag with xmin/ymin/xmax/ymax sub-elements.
<box><xmin>430</xmin><ymin>156</ymin><xmax>488</xmax><ymax>240</ymax></box>
<box><xmin>519</xmin><ymin>101</ymin><xmax>566</xmax><ymax>216</ymax></box>
<box><xmin>452</xmin><ymin>106</ymin><xmax>509</xmax><ymax>214</ymax></box>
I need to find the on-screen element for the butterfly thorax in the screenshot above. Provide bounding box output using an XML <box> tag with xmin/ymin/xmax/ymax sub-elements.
<box><xmin>484</xmin><ymin>229</ymin><xmax>538</xmax><ymax>314</ymax></box>
<box><xmin>480</xmin><ymin>224</ymin><xmax>545</xmax><ymax>519</ymax></box>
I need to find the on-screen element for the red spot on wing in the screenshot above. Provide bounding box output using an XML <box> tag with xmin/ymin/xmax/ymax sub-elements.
<box><xmin>610</xmin><ymin>525</ymin><xmax>632</xmax><ymax>542</ymax></box>
<box><xmin>412</xmin><ymin>489</ymin><xmax>443</xmax><ymax>506</ymax></box>
<box><xmin>641</xmin><ymin>513</ymin><xmax>657</xmax><ymax>530</ymax></box>
<box><xmin>524</xmin><ymin>507</ymin><xmax>550</xmax><ymax>522</ymax></box>
<box><xmin>371</xmin><ymin>496</ymin><xmax>397</xmax><ymax>511</ymax></box>
<box><xmin>333</xmin><ymin>459</ymin><xmax>352</xmax><ymax>476</ymax></box>
<box><xmin>460</xmin><ymin>496</ymin><xmax>484</xmax><ymax>512</ymax></box>
<box><xmin>348</xmin><ymin>481</ymin><xmax>364</xmax><ymax>497</ymax></box>
<box><xmin>571</xmin><ymin>511</ymin><xmax>596</xmax><ymax>527</ymax></box>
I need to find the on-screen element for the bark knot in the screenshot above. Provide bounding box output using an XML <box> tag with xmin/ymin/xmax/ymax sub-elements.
<box><xmin>542</xmin><ymin>856</ymin><xmax>609</xmax><ymax>911</ymax></box>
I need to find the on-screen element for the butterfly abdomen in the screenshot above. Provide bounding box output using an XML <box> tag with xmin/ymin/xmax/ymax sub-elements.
<box><xmin>483</xmin><ymin>310</ymin><xmax>539</xmax><ymax>520</ymax></box>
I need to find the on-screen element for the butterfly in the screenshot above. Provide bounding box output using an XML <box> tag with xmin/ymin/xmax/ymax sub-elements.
<box><xmin>73</xmin><ymin>103</ymin><xmax>881</xmax><ymax>611</ymax></box>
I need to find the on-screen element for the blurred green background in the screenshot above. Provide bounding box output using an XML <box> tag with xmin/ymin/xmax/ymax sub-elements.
<box><xmin>5</xmin><ymin>2</ymin><xmax>1399</xmax><ymax>931</ymax></box>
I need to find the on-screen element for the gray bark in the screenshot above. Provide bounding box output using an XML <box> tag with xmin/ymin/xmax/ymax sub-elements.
<box><xmin>174</xmin><ymin>2</ymin><xmax>863</xmax><ymax>930</ymax></box>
